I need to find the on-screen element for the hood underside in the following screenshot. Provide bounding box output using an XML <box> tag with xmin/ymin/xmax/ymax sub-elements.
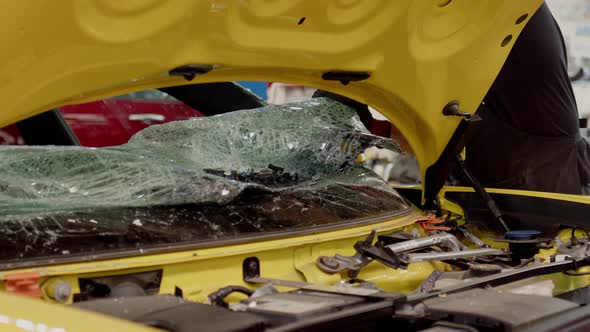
<box><xmin>0</xmin><ymin>0</ymin><xmax>543</xmax><ymax>195</ymax></box>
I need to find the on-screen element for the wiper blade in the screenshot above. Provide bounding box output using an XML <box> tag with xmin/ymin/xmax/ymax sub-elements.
<box><xmin>204</xmin><ymin>164</ymin><xmax>301</xmax><ymax>187</ymax></box>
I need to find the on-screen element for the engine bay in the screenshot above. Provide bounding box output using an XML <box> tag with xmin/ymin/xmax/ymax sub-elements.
<box><xmin>27</xmin><ymin>221</ymin><xmax>590</xmax><ymax>332</ymax></box>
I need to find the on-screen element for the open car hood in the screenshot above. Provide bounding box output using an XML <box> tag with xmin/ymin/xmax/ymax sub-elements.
<box><xmin>0</xmin><ymin>0</ymin><xmax>542</xmax><ymax>198</ymax></box>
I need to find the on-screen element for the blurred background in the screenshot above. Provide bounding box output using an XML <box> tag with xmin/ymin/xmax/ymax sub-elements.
<box><xmin>547</xmin><ymin>0</ymin><xmax>590</xmax><ymax>130</ymax></box>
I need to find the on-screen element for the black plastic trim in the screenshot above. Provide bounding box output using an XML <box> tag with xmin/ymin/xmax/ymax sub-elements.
<box><xmin>169</xmin><ymin>64</ymin><xmax>213</xmax><ymax>81</ymax></box>
<box><xmin>321</xmin><ymin>71</ymin><xmax>371</xmax><ymax>85</ymax></box>
<box><xmin>160</xmin><ymin>82</ymin><xmax>265</xmax><ymax>116</ymax></box>
<box><xmin>519</xmin><ymin>305</ymin><xmax>590</xmax><ymax>332</ymax></box>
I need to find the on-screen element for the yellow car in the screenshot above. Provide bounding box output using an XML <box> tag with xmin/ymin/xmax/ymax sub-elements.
<box><xmin>0</xmin><ymin>1</ymin><xmax>588</xmax><ymax>331</ymax></box>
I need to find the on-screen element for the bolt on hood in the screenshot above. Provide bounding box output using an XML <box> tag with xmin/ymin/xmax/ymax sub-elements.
<box><xmin>0</xmin><ymin>0</ymin><xmax>543</xmax><ymax>197</ymax></box>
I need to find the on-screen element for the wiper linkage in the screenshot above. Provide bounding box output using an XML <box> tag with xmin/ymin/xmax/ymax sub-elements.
<box><xmin>316</xmin><ymin>231</ymin><xmax>506</xmax><ymax>277</ymax></box>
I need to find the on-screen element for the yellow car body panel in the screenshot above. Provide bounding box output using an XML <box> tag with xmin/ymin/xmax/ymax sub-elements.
<box><xmin>0</xmin><ymin>212</ymin><xmax>447</xmax><ymax>331</ymax></box>
<box><xmin>4</xmin><ymin>1</ymin><xmax>581</xmax><ymax>330</ymax></box>
<box><xmin>0</xmin><ymin>0</ymin><xmax>542</xmax><ymax>188</ymax></box>
<box><xmin>2</xmin><ymin>212</ymin><xmax>443</xmax><ymax>303</ymax></box>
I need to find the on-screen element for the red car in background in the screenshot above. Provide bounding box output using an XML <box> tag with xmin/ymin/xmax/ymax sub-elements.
<box><xmin>0</xmin><ymin>85</ymin><xmax>393</xmax><ymax>148</ymax></box>
<box><xmin>0</xmin><ymin>89</ymin><xmax>203</xmax><ymax>147</ymax></box>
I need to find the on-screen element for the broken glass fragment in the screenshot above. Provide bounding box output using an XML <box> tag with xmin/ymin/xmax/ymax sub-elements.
<box><xmin>0</xmin><ymin>98</ymin><xmax>407</xmax><ymax>262</ymax></box>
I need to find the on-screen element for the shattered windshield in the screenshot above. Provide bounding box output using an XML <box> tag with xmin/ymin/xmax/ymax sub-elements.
<box><xmin>0</xmin><ymin>98</ymin><xmax>410</xmax><ymax>264</ymax></box>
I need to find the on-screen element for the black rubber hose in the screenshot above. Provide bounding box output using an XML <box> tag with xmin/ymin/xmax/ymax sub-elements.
<box><xmin>207</xmin><ymin>286</ymin><xmax>254</xmax><ymax>308</ymax></box>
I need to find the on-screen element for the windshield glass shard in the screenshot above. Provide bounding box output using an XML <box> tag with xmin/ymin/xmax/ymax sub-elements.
<box><xmin>0</xmin><ymin>97</ymin><xmax>407</xmax><ymax>262</ymax></box>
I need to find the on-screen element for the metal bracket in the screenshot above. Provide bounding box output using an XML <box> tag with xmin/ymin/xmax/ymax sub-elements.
<box><xmin>407</xmin><ymin>256</ymin><xmax>590</xmax><ymax>304</ymax></box>
<box><xmin>242</xmin><ymin>257</ymin><xmax>403</xmax><ymax>300</ymax></box>
<box><xmin>316</xmin><ymin>231</ymin><xmax>403</xmax><ymax>278</ymax></box>
<box><xmin>442</xmin><ymin>101</ymin><xmax>472</xmax><ymax>119</ymax></box>
<box><xmin>399</xmin><ymin>248</ymin><xmax>508</xmax><ymax>263</ymax></box>
<box><xmin>316</xmin><ymin>231</ymin><xmax>505</xmax><ymax>276</ymax></box>
<box><xmin>424</xmin><ymin>103</ymin><xmax>483</xmax><ymax>205</ymax></box>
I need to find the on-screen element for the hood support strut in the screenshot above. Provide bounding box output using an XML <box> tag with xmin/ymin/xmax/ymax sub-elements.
<box><xmin>454</xmin><ymin>153</ymin><xmax>510</xmax><ymax>232</ymax></box>
<box><xmin>424</xmin><ymin>103</ymin><xmax>482</xmax><ymax>204</ymax></box>
<box><xmin>424</xmin><ymin>102</ymin><xmax>510</xmax><ymax>232</ymax></box>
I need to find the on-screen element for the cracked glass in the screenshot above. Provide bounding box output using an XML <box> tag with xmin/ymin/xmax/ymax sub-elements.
<box><xmin>0</xmin><ymin>97</ymin><xmax>410</xmax><ymax>262</ymax></box>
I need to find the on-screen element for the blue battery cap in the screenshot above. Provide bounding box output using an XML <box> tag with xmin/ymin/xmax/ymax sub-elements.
<box><xmin>504</xmin><ymin>230</ymin><xmax>541</xmax><ymax>240</ymax></box>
